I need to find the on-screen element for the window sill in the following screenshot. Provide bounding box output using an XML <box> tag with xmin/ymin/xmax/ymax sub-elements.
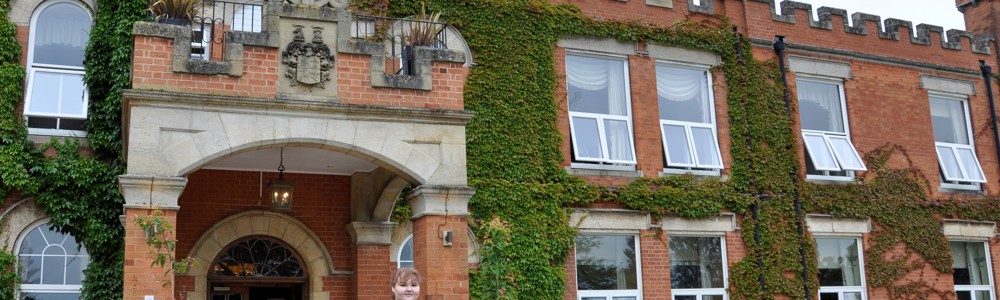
<box><xmin>27</xmin><ymin>131</ymin><xmax>88</xmax><ymax>146</ymax></box>
<box><xmin>806</xmin><ymin>174</ymin><xmax>857</xmax><ymax>184</ymax></box>
<box><xmin>661</xmin><ymin>168</ymin><xmax>722</xmax><ymax>177</ymax></box>
<box><xmin>567</xmin><ymin>164</ymin><xmax>642</xmax><ymax>178</ymax></box>
<box><xmin>939</xmin><ymin>183</ymin><xmax>984</xmax><ymax>194</ymax></box>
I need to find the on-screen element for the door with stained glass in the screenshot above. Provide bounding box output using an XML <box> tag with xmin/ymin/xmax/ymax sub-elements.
<box><xmin>209</xmin><ymin>237</ymin><xmax>307</xmax><ymax>300</ymax></box>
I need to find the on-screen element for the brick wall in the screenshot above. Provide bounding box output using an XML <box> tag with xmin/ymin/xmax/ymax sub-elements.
<box><xmin>336</xmin><ymin>53</ymin><xmax>467</xmax><ymax>110</ymax></box>
<box><xmin>124</xmin><ymin>208</ymin><xmax>177</xmax><ymax>300</ymax></box>
<box><xmin>412</xmin><ymin>215</ymin><xmax>470</xmax><ymax>300</ymax></box>
<box><xmin>174</xmin><ymin>169</ymin><xmax>360</xmax><ymax>298</ymax></box>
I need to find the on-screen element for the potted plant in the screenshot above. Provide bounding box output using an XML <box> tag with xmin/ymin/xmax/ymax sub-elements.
<box><xmin>400</xmin><ymin>3</ymin><xmax>444</xmax><ymax>75</ymax></box>
<box><xmin>148</xmin><ymin>0</ymin><xmax>201</xmax><ymax>26</ymax></box>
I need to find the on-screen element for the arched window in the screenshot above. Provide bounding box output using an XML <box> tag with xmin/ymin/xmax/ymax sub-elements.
<box><xmin>209</xmin><ymin>237</ymin><xmax>307</xmax><ymax>300</ymax></box>
<box><xmin>24</xmin><ymin>1</ymin><xmax>92</xmax><ymax>134</ymax></box>
<box><xmin>398</xmin><ymin>235</ymin><xmax>413</xmax><ymax>268</ymax></box>
<box><xmin>17</xmin><ymin>222</ymin><xmax>90</xmax><ymax>299</ymax></box>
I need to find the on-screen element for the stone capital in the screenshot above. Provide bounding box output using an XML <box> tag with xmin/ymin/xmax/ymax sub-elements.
<box><xmin>405</xmin><ymin>185</ymin><xmax>474</xmax><ymax>219</ymax></box>
<box><xmin>118</xmin><ymin>175</ymin><xmax>188</xmax><ymax>210</ymax></box>
<box><xmin>347</xmin><ymin>221</ymin><xmax>396</xmax><ymax>245</ymax></box>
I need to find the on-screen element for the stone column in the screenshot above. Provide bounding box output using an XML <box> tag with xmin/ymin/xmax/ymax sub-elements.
<box><xmin>119</xmin><ymin>175</ymin><xmax>188</xmax><ymax>300</ymax></box>
<box><xmin>348</xmin><ymin>221</ymin><xmax>396</xmax><ymax>299</ymax></box>
<box><xmin>406</xmin><ymin>185</ymin><xmax>475</xmax><ymax>300</ymax></box>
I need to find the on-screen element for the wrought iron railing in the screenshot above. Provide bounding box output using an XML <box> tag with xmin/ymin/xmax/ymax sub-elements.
<box><xmin>351</xmin><ymin>14</ymin><xmax>450</xmax><ymax>75</ymax></box>
<box><xmin>188</xmin><ymin>0</ymin><xmax>264</xmax><ymax>61</ymax></box>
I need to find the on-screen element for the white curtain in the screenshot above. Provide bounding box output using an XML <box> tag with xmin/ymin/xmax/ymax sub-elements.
<box><xmin>930</xmin><ymin>97</ymin><xmax>969</xmax><ymax>145</ymax></box>
<box><xmin>798</xmin><ymin>81</ymin><xmax>844</xmax><ymax>133</ymax></box>
<box><xmin>657</xmin><ymin>67</ymin><xmax>709</xmax><ymax>123</ymax></box>
<box><xmin>567</xmin><ymin>55</ymin><xmax>632</xmax><ymax>162</ymax></box>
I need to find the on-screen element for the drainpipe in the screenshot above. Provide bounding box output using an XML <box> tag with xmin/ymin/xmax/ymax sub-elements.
<box><xmin>773</xmin><ymin>35</ymin><xmax>812</xmax><ymax>300</ymax></box>
<box><xmin>733</xmin><ymin>27</ymin><xmax>766</xmax><ymax>299</ymax></box>
<box><xmin>980</xmin><ymin>60</ymin><xmax>1000</xmax><ymax>179</ymax></box>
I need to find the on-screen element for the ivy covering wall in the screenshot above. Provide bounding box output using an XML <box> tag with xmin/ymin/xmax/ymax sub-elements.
<box><xmin>0</xmin><ymin>0</ymin><xmax>145</xmax><ymax>299</ymax></box>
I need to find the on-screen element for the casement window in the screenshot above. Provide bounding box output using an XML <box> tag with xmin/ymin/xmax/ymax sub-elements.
<box><xmin>657</xmin><ymin>64</ymin><xmax>723</xmax><ymax>174</ymax></box>
<box><xmin>25</xmin><ymin>1</ymin><xmax>92</xmax><ymax>135</ymax></box>
<box><xmin>796</xmin><ymin>78</ymin><xmax>867</xmax><ymax>180</ymax></box>
<box><xmin>17</xmin><ymin>222</ymin><xmax>90</xmax><ymax>299</ymax></box>
<box><xmin>815</xmin><ymin>237</ymin><xmax>867</xmax><ymax>300</ymax></box>
<box><xmin>930</xmin><ymin>95</ymin><xmax>987</xmax><ymax>185</ymax></box>
<box><xmin>669</xmin><ymin>236</ymin><xmax>728</xmax><ymax>300</ymax></box>
<box><xmin>575</xmin><ymin>235</ymin><xmax>642</xmax><ymax>300</ymax></box>
<box><xmin>398</xmin><ymin>235</ymin><xmax>414</xmax><ymax>268</ymax></box>
<box><xmin>566</xmin><ymin>53</ymin><xmax>637</xmax><ymax>165</ymax></box>
<box><xmin>951</xmin><ymin>241</ymin><xmax>995</xmax><ymax>300</ymax></box>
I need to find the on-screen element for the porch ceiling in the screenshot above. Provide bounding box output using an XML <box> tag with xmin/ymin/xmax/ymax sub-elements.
<box><xmin>201</xmin><ymin>147</ymin><xmax>378</xmax><ymax>175</ymax></box>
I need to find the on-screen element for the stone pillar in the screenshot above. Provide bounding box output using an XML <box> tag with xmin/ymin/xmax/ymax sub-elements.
<box><xmin>348</xmin><ymin>221</ymin><xmax>395</xmax><ymax>299</ymax></box>
<box><xmin>406</xmin><ymin>185</ymin><xmax>475</xmax><ymax>300</ymax></box>
<box><xmin>119</xmin><ymin>175</ymin><xmax>188</xmax><ymax>300</ymax></box>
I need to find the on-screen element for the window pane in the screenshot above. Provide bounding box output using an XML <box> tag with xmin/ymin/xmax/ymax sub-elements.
<box><xmin>582</xmin><ymin>298</ymin><xmax>606</xmax><ymax>300</ymax></box>
<box><xmin>937</xmin><ymin>146</ymin><xmax>964</xmax><ymax>181</ymax></box>
<box><xmin>572</xmin><ymin>117</ymin><xmax>603</xmax><ymax>160</ymax></box>
<box><xmin>844</xmin><ymin>292</ymin><xmax>863</xmax><ymax>300</ymax></box>
<box><xmin>612</xmin><ymin>297</ymin><xmax>637</xmax><ymax>300</ymax></box>
<box><xmin>816</xmin><ymin>238</ymin><xmax>862</xmax><ymax>287</ymax></box>
<box><xmin>803</xmin><ymin>134</ymin><xmax>839</xmax><ymax>171</ymax></box>
<box><xmin>59</xmin><ymin>74</ymin><xmax>85</xmax><ymax>115</ymax></box>
<box><xmin>691</xmin><ymin>126</ymin><xmax>721</xmax><ymax>168</ymax></box>
<box><xmin>42</xmin><ymin>255</ymin><xmax>67</xmax><ymax>284</ymax></box>
<box><xmin>604</xmin><ymin>119</ymin><xmax>634</xmax><ymax>162</ymax></box>
<box><xmin>28</xmin><ymin>71</ymin><xmax>62</xmax><ymax>114</ymax></box>
<box><xmin>957</xmin><ymin>291</ymin><xmax>971</xmax><ymax>300</ymax></box>
<box><xmin>65</xmin><ymin>255</ymin><xmax>87</xmax><ymax>284</ymax></box>
<box><xmin>567</xmin><ymin>55</ymin><xmax>627</xmax><ymax>116</ymax></box>
<box><xmin>797</xmin><ymin>80</ymin><xmax>844</xmax><ymax>133</ymax></box>
<box><xmin>828</xmin><ymin>136</ymin><xmax>866</xmax><ymax>171</ymax></box>
<box><xmin>703</xmin><ymin>296</ymin><xmax>725</xmax><ymax>300</ymax></box>
<box><xmin>575</xmin><ymin>235</ymin><xmax>638</xmax><ymax>290</ymax></box>
<box><xmin>975</xmin><ymin>291</ymin><xmax>991</xmax><ymax>300</ymax></box>
<box><xmin>33</xmin><ymin>3</ymin><xmax>91</xmax><ymax>67</ymax></box>
<box><xmin>930</xmin><ymin>97</ymin><xmax>970</xmax><ymax>145</ymax></box>
<box><xmin>233</xmin><ymin>5</ymin><xmax>263</xmax><ymax>32</ymax></box>
<box><xmin>658</xmin><ymin>66</ymin><xmax>710</xmax><ymax>123</ymax></box>
<box><xmin>674</xmin><ymin>296</ymin><xmax>696</xmax><ymax>300</ymax></box>
<box><xmin>669</xmin><ymin>236</ymin><xmax>724</xmax><ymax>289</ymax></box>
<box><xmin>956</xmin><ymin>148</ymin><xmax>986</xmax><ymax>182</ymax></box>
<box><xmin>20</xmin><ymin>256</ymin><xmax>42</xmax><ymax>284</ymax></box>
<box><xmin>400</xmin><ymin>238</ymin><xmax>414</xmax><ymax>262</ymax></box>
<box><xmin>819</xmin><ymin>292</ymin><xmax>839</xmax><ymax>300</ymax></box>
<box><xmin>20</xmin><ymin>293</ymin><xmax>81</xmax><ymax>300</ymax></box>
<box><xmin>664</xmin><ymin>124</ymin><xmax>692</xmax><ymax>166</ymax></box>
<box><xmin>951</xmin><ymin>241</ymin><xmax>990</xmax><ymax>285</ymax></box>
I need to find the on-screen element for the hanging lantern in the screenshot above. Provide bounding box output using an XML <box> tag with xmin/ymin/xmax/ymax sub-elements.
<box><xmin>269</xmin><ymin>148</ymin><xmax>294</xmax><ymax>211</ymax></box>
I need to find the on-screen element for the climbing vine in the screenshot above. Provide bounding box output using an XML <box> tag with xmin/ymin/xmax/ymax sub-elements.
<box><xmin>388</xmin><ymin>0</ymin><xmax>1000</xmax><ymax>299</ymax></box>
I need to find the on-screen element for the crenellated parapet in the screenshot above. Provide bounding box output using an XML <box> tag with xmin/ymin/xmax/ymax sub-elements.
<box><xmin>742</xmin><ymin>0</ymin><xmax>992</xmax><ymax>54</ymax></box>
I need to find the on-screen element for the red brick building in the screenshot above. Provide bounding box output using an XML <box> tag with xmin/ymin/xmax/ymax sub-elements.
<box><xmin>4</xmin><ymin>0</ymin><xmax>1000</xmax><ymax>300</ymax></box>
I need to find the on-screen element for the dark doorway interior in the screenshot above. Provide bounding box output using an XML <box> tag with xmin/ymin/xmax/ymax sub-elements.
<box><xmin>249</xmin><ymin>286</ymin><xmax>302</xmax><ymax>300</ymax></box>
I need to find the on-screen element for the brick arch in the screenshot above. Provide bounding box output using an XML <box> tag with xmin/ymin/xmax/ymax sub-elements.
<box><xmin>181</xmin><ymin>210</ymin><xmax>335</xmax><ymax>300</ymax></box>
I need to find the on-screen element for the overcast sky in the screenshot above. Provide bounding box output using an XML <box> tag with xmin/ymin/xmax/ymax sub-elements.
<box><xmin>787</xmin><ymin>0</ymin><xmax>966</xmax><ymax>31</ymax></box>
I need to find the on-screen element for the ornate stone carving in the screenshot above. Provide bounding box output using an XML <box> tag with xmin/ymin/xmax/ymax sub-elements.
<box><xmin>281</xmin><ymin>25</ymin><xmax>335</xmax><ymax>88</ymax></box>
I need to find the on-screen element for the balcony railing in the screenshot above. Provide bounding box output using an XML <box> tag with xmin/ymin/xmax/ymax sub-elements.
<box><xmin>351</xmin><ymin>14</ymin><xmax>451</xmax><ymax>75</ymax></box>
<box><xmin>183</xmin><ymin>0</ymin><xmax>264</xmax><ymax>61</ymax></box>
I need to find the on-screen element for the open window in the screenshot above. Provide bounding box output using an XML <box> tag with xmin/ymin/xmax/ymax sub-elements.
<box><xmin>24</xmin><ymin>1</ymin><xmax>92</xmax><ymax>135</ymax></box>
<box><xmin>930</xmin><ymin>95</ymin><xmax>986</xmax><ymax>186</ymax></box>
<box><xmin>796</xmin><ymin>78</ymin><xmax>866</xmax><ymax>180</ymax></box>
<box><xmin>566</xmin><ymin>53</ymin><xmax>636</xmax><ymax>166</ymax></box>
<box><xmin>657</xmin><ymin>64</ymin><xmax>723</xmax><ymax>175</ymax></box>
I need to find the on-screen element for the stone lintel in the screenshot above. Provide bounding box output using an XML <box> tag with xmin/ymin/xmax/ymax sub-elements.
<box><xmin>943</xmin><ymin>219</ymin><xmax>996</xmax><ymax>239</ymax></box>
<box><xmin>806</xmin><ymin>214</ymin><xmax>871</xmax><ymax>236</ymax></box>
<box><xmin>558</xmin><ymin>35</ymin><xmax>635</xmax><ymax>56</ymax></box>
<box><xmin>405</xmin><ymin>185</ymin><xmax>475</xmax><ymax>219</ymax></box>
<box><xmin>571</xmin><ymin>209</ymin><xmax>650</xmax><ymax>233</ymax></box>
<box><xmin>921</xmin><ymin>74</ymin><xmax>977</xmax><ymax>96</ymax></box>
<box><xmin>118</xmin><ymin>175</ymin><xmax>187</xmax><ymax>210</ymax></box>
<box><xmin>661</xmin><ymin>213</ymin><xmax>736</xmax><ymax>234</ymax></box>
<box><xmin>789</xmin><ymin>55</ymin><xmax>852</xmax><ymax>79</ymax></box>
<box><xmin>648</xmin><ymin>44</ymin><xmax>721</xmax><ymax>66</ymax></box>
<box><xmin>347</xmin><ymin>221</ymin><xmax>396</xmax><ymax>245</ymax></box>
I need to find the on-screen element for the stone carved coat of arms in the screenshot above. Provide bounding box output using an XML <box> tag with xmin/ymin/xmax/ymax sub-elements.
<box><xmin>281</xmin><ymin>25</ymin><xmax>334</xmax><ymax>88</ymax></box>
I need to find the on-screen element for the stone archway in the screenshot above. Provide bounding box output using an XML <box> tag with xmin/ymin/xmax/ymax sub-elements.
<box><xmin>182</xmin><ymin>211</ymin><xmax>341</xmax><ymax>300</ymax></box>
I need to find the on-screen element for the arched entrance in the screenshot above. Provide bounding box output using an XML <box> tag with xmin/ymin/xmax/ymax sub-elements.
<box><xmin>209</xmin><ymin>237</ymin><xmax>307</xmax><ymax>300</ymax></box>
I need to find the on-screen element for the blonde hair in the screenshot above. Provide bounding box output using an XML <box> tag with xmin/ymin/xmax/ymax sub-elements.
<box><xmin>390</xmin><ymin>267</ymin><xmax>421</xmax><ymax>300</ymax></box>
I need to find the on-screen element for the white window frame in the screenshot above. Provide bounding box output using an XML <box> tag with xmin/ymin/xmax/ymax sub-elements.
<box><xmin>191</xmin><ymin>22</ymin><xmax>213</xmax><ymax>60</ymax></box>
<box><xmin>797</xmin><ymin>77</ymin><xmax>866</xmax><ymax>181</ymax></box>
<box><xmin>397</xmin><ymin>235</ymin><xmax>413</xmax><ymax>268</ymax></box>
<box><xmin>668</xmin><ymin>234</ymin><xmax>728</xmax><ymax>300</ymax></box>
<box><xmin>814</xmin><ymin>236</ymin><xmax>868</xmax><ymax>300</ymax></box>
<box><xmin>950</xmin><ymin>239</ymin><xmax>996</xmax><ymax>300</ymax></box>
<box><xmin>566</xmin><ymin>52</ymin><xmax>637</xmax><ymax>166</ymax></box>
<box><xmin>657</xmin><ymin>62</ymin><xmax>724</xmax><ymax>174</ymax></box>
<box><xmin>930</xmin><ymin>94</ymin><xmax>987</xmax><ymax>185</ymax></box>
<box><xmin>15</xmin><ymin>219</ymin><xmax>89</xmax><ymax>299</ymax></box>
<box><xmin>574</xmin><ymin>233</ymin><xmax>643</xmax><ymax>300</ymax></box>
<box><xmin>24</xmin><ymin>0</ymin><xmax>92</xmax><ymax>137</ymax></box>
